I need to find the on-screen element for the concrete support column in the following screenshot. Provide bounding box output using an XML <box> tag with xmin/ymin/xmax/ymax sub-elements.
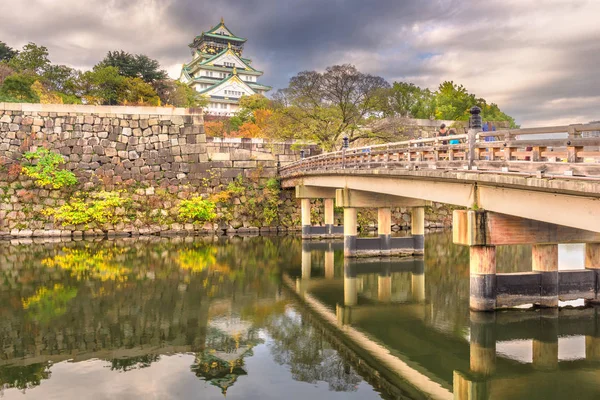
<box><xmin>411</xmin><ymin>207</ymin><xmax>425</xmax><ymax>253</ymax></box>
<box><xmin>301</xmin><ymin>242</ymin><xmax>311</xmax><ymax>280</ymax></box>
<box><xmin>344</xmin><ymin>208</ymin><xmax>358</xmax><ymax>257</ymax></box>
<box><xmin>585</xmin><ymin>243</ymin><xmax>600</xmax><ymax>303</ymax></box>
<box><xmin>324</xmin><ymin>198</ymin><xmax>335</xmax><ymax>235</ymax></box>
<box><xmin>324</xmin><ymin>250</ymin><xmax>335</xmax><ymax>279</ymax></box>
<box><xmin>378</xmin><ymin>207</ymin><xmax>391</xmax><ymax>254</ymax></box>
<box><xmin>532</xmin><ymin>244</ymin><xmax>559</xmax><ymax>307</ymax></box>
<box><xmin>411</xmin><ymin>272</ymin><xmax>426</xmax><ymax>302</ymax></box>
<box><xmin>378</xmin><ymin>274</ymin><xmax>392</xmax><ymax>303</ymax></box>
<box><xmin>301</xmin><ymin>198</ymin><xmax>311</xmax><ymax>237</ymax></box>
<box><xmin>470</xmin><ymin>246</ymin><xmax>496</xmax><ymax>311</ymax></box>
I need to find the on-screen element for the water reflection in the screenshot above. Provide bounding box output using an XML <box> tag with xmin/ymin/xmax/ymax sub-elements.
<box><xmin>0</xmin><ymin>236</ymin><xmax>380</xmax><ymax>399</ymax></box>
<box><xmin>0</xmin><ymin>232</ymin><xmax>597</xmax><ymax>399</ymax></box>
<box><xmin>291</xmin><ymin>234</ymin><xmax>600</xmax><ymax>399</ymax></box>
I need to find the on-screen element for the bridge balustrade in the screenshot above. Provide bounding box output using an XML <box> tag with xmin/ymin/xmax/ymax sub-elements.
<box><xmin>281</xmin><ymin>123</ymin><xmax>600</xmax><ymax>179</ymax></box>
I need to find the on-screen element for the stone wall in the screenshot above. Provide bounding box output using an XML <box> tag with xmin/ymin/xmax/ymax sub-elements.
<box><xmin>0</xmin><ymin>103</ymin><xmax>453</xmax><ymax>237</ymax></box>
<box><xmin>0</xmin><ymin>103</ymin><xmax>319</xmax><ymax>189</ymax></box>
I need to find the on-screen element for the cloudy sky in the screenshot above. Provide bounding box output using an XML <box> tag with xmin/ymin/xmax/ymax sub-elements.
<box><xmin>0</xmin><ymin>0</ymin><xmax>598</xmax><ymax>126</ymax></box>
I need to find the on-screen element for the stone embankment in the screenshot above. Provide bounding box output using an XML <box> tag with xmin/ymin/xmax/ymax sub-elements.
<box><xmin>0</xmin><ymin>103</ymin><xmax>454</xmax><ymax>238</ymax></box>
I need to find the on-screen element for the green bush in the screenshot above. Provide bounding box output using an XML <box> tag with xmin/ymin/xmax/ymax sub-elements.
<box><xmin>22</xmin><ymin>148</ymin><xmax>77</xmax><ymax>189</ymax></box>
<box><xmin>178</xmin><ymin>197</ymin><xmax>217</xmax><ymax>222</ymax></box>
<box><xmin>47</xmin><ymin>191</ymin><xmax>127</xmax><ymax>226</ymax></box>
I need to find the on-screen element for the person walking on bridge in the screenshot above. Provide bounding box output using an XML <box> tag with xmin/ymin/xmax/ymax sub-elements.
<box><xmin>437</xmin><ymin>123</ymin><xmax>448</xmax><ymax>145</ymax></box>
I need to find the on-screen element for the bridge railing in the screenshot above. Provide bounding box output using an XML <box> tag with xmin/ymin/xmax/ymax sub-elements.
<box><xmin>280</xmin><ymin>123</ymin><xmax>600</xmax><ymax>179</ymax></box>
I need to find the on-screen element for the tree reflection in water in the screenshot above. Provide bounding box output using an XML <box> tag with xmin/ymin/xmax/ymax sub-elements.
<box><xmin>266</xmin><ymin>308</ymin><xmax>363</xmax><ymax>392</ymax></box>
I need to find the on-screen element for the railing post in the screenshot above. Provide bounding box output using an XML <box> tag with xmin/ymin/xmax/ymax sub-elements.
<box><xmin>468</xmin><ymin>106</ymin><xmax>482</xmax><ymax>170</ymax></box>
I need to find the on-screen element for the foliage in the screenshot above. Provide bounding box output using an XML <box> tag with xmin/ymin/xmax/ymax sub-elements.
<box><xmin>270</xmin><ymin>64</ymin><xmax>391</xmax><ymax>150</ymax></box>
<box><xmin>110</xmin><ymin>355</ymin><xmax>161</xmax><ymax>372</ymax></box>
<box><xmin>42</xmin><ymin>247</ymin><xmax>130</xmax><ymax>282</ymax></box>
<box><xmin>0</xmin><ymin>62</ymin><xmax>14</xmax><ymax>85</ymax></box>
<box><xmin>8</xmin><ymin>42</ymin><xmax>50</xmax><ymax>75</ymax></box>
<box><xmin>0</xmin><ymin>363</ymin><xmax>51</xmax><ymax>391</ymax></box>
<box><xmin>204</xmin><ymin>119</ymin><xmax>228</xmax><ymax>137</ymax></box>
<box><xmin>0</xmin><ymin>73</ymin><xmax>39</xmax><ymax>102</ymax></box>
<box><xmin>0</xmin><ymin>41</ymin><xmax>18</xmax><ymax>63</ymax></box>
<box><xmin>237</xmin><ymin>109</ymin><xmax>272</xmax><ymax>138</ymax></box>
<box><xmin>41</xmin><ymin>64</ymin><xmax>78</xmax><ymax>94</ymax></box>
<box><xmin>178</xmin><ymin>196</ymin><xmax>217</xmax><ymax>222</ymax></box>
<box><xmin>79</xmin><ymin>66</ymin><xmax>125</xmax><ymax>105</ymax></box>
<box><xmin>22</xmin><ymin>148</ymin><xmax>77</xmax><ymax>189</ymax></box>
<box><xmin>215</xmin><ymin>174</ymin><xmax>282</xmax><ymax>226</ymax></box>
<box><xmin>376</xmin><ymin>82</ymin><xmax>436</xmax><ymax>119</ymax></box>
<box><xmin>153</xmin><ymin>79</ymin><xmax>208</xmax><ymax>107</ymax></box>
<box><xmin>31</xmin><ymin>80</ymin><xmax>63</xmax><ymax>104</ymax></box>
<box><xmin>21</xmin><ymin>284</ymin><xmax>78</xmax><ymax>323</ymax></box>
<box><xmin>178</xmin><ymin>246</ymin><xmax>218</xmax><ymax>273</ymax></box>
<box><xmin>97</xmin><ymin>50</ymin><xmax>167</xmax><ymax>83</ymax></box>
<box><xmin>120</xmin><ymin>77</ymin><xmax>160</xmax><ymax>106</ymax></box>
<box><xmin>47</xmin><ymin>191</ymin><xmax>127</xmax><ymax>226</ymax></box>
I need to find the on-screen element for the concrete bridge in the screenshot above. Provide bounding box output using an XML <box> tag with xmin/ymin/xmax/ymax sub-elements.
<box><xmin>280</xmin><ymin>110</ymin><xmax>600</xmax><ymax>311</ymax></box>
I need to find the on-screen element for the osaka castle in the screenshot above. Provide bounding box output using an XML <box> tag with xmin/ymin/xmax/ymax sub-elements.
<box><xmin>179</xmin><ymin>18</ymin><xmax>271</xmax><ymax>116</ymax></box>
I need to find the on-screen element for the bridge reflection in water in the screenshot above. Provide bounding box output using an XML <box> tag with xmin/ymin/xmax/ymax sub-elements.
<box><xmin>286</xmin><ymin>239</ymin><xmax>600</xmax><ymax>400</ymax></box>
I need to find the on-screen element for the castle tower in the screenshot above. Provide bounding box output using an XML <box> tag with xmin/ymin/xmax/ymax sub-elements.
<box><xmin>179</xmin><ymin>18</ymin><xmax>271</xmax><ymax>116</ymax></box>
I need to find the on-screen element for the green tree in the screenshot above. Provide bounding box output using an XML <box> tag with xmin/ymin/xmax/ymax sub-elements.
<box><xmin>434</xmin><ymin>81</ymin><xmax>475</xmax><ymax>121</ymax></box>
<box><xmin>42</xmin><ymin>64</ymin><xmax>78</xmax><ymax>94</ymax></box>
<box><xmin>0</xmin><ymin>73</ymin><xmax>39</xmax><ymax>102</ymax></box>
<box><xmin>376</xmin><ymin>82</ymin><xmax>436</xmax><ymax>119</ymax></box>
<box><xmin>120</xmin><ymin>77</ymin><xmax>160</xmax><ymax>106</ymax></box>
<box><xmin>8</xmin><ymin>42</ymin><xmax>50</xmax><ymax>75</ymax></box>
<box><xmin>97</xmin><ymin>50</ymin><xmax>167</xmax><ymax>83</ymax></box>
<box><xmin>79</xmin><ymin>66</ymin><xmax>125</xmax><ymax>105</ymax></box>
<box><xmin>152</xmin><ymin>79</ymin><xmax>207</xmax><ymax>107</ymax></box>
<box><xmin>0</xmin><ymin>41</ymin><xmax>18</xmax><ymax>62</ymax></box>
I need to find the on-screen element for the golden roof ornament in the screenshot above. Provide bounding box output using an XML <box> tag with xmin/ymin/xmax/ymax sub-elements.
<box><xmin>221</xmin><ymin>17</ymin><xmax>224</xmax><ymax>24</ymax></box>
<box><xmin>233</xmin><ymin>66</ymin><xmax>237</xmax><ymax>75</ymax></box>
<box><xmin>228</xmin><ymin>42</ymin><xmax>231</xmax><ymax>49</ymax></box>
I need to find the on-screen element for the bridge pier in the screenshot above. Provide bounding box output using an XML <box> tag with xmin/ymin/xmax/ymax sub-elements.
<box><xmin>338</xmin><ymin>189</ymin><xmax>427</xmax><ymax>258</ymax></box>
<box><xmin>455</xmin><ymin>209</ymin><xmax>600</xmax><ymax>311</ymax></box>
<box><xmin>532</xmin><ymin>244</ymin><xmax>559</xmax><ymax>307</ymax></box>
<box><xmin>585</xmin><ymin>243</ymin><xmax>600</xmax><ymax>304</ymax></box>
<box><xmin>470</xmin><ymin>246</ymin><xmax>497</xmax><ymax>311</ymax></box>
<box><xmin>297</xmin><ymin>185</ymin><xmax>343</xmax><ymax>239</ymax></box>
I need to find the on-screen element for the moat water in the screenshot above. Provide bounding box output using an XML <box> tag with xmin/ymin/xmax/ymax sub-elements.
<box><xmin>0</xmin><ymin>233</ymin><xmax>596</xmax><ymax>399</ymax></box>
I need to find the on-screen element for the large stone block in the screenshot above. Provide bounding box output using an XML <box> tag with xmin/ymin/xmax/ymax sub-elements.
<box><xmin>233</xmin><ymin>160</ymin><xmax>258</xmax><ymax>168</ymax></box>
<box><xmin>209</xmin><ymin>152</ymin><xmax>230</xmax><ymax>161</ymax></box>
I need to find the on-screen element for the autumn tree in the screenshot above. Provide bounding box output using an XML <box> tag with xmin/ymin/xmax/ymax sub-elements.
<box><xmin>271</xmin><ymin>65</ymin><xmax>391</xmax><ymax>150</ymax></box>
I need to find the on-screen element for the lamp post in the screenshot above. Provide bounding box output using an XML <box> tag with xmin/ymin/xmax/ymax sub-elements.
<box><xmin>343</xmin><ymin>136</ymin><xmax>349</xmax><ymax>149</ymax></box>
<box><xmin>300</xmin><ymin>150</ymin><xmax>305</xmax><ymax>159</ymax></box>
<box><xmin>342</xmin><ymin>136</ymin><xmax>349</xmax><ymax>169</ymax></box>
<box><xmin>468</xmin><ymin>106</ymin><xmax>483</xmax><ymax>170</ymax></box>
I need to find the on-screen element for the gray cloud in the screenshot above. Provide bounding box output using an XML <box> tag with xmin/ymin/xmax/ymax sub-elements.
<box><xmin>0</xmin><ymin>0</ymin><xmax>599</xmax><ymax>126</ymax></box>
